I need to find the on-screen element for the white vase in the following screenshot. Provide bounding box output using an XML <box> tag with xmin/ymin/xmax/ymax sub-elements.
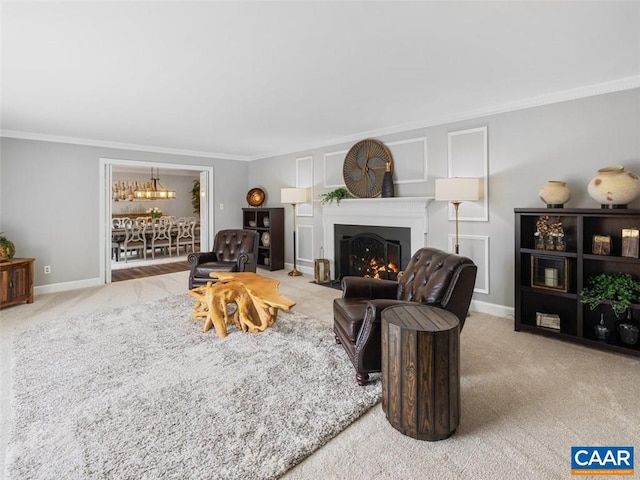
<box><xmin>587</xmin><ymin>165</ymin><xmax>640</xmax><ymax>208</ymax></box>
<box><xmin>539</xmin><ymin>180</ymin><xmax>571</xmax><ymax>208</ymax></box>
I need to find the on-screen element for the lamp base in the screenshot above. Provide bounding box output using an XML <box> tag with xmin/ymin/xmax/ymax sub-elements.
<box><xmin>288</xmin><ymin>268</ymin><xmax>302</xmax><ymax>277</ymax></box>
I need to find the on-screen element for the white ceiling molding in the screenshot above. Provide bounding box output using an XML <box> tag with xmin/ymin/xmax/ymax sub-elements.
<box><xmin>2</xmin><ymin>76</ymin><xmax>639</xmax><ymax>162</ymax></box>
<box><xmin>0</xmin><ymin>130</ymin><xmax>249</xmax><ymax>162</ymax></box>
<box><xmin>247</xmin><ymin>76</ymin><xmax>640</xmax><ymax>162</ymax></box>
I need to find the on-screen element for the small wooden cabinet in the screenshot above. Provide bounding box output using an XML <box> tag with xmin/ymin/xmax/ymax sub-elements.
<box><xmin>1</xmin><ymin>258</ymin><xmax>35</xmax><ymax>308</ymax></box>
<box><xmin>515</xmin><ymin>208</ymin><xmax>640</xmax><ymax>357</ymax></box>
<box><xmin>242</xmin><ymin>208</ymin><xmax>284</xmax><ymax>271</ymax></box>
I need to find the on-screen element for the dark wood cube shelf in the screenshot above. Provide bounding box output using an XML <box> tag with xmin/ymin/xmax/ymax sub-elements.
<box><xmin>515</xmin><ymin>208</ymin><xmax>640</xmax><ymax>357</ymax></box>
<box><xmin>242</xmin><ymin>208</ymin><xmax>284</xmax><ymax>271</ymax></box>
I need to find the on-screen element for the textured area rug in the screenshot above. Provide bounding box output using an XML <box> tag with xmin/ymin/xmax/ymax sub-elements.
<box><xmin>7</xmin><ymin>295</ymin><xmax>381</xmax><ymax>480</ymax></box>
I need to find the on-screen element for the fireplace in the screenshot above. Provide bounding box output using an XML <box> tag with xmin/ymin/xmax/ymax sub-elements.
<box><xmin>322</xmin><ymin>197</ymin><xmax>433</xmax><ymax>281</ymax></box>
<box><xmin>335</xmin><ymin>224</ymin><xmax>411</xmax><ymax>281</ymax></box>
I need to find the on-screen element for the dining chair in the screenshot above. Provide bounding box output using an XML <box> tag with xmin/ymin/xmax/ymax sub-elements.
<box><xmin>122</xmin><ymin>218</ymin><xmax>148</xmax><ymax>262</ymax></box>
<box><xmin>111</xmin><ymin>218</ymin><xmax>127</xmax><ymax>262</ymax></box>
<box><xmin>148</xmin><ymin>217</ymin><xmax>173</xmax><ymax>259</ymax></box>
<box><xmin>174</xmin><ymin>217</ymin><xmax>197</xmax><ymax>255</ymax></box>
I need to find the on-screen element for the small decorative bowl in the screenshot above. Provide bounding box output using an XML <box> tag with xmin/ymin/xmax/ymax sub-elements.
<box><xmin>246</xmin><ymin>188</ymin><xmax>266</xmax><ymax>207</ymax></box>
<box><xmin>248</xmin><ymin>221</ymin><xmax>257</xmax><ymax>227</ymax></box>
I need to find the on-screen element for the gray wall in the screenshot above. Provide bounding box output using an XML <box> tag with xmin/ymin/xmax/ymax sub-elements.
<box><xmin>0</xmin><ymin>139</ymin><xmax>249</xmax><ymax>287</ymax></box>
<box><xmin>247</xmin><ymin>88</ymin><xmax>640</xmax><ymax>312</ymax></box>
<box><xmin>111</xmin><ymin>171</ymin><xmax>200</xmax><ymax>217</ymax></box>
<box><xmin>1</xmin><ymin>88</ymin><xmax>638</xmax><ymax>308</ymax></box>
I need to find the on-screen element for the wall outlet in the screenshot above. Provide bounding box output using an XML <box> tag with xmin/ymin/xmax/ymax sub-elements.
<box><xmin>44</xmin><ymin>265</ymin><xmax>51</xmax><ymax>274</ymax></box>
<box><xmin>220</xmin><ymin>203</ymin><xmax>224</xmax><ymax>210</ymax></box>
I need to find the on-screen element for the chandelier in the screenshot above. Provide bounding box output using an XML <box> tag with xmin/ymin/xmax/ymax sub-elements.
<box><xmin>133</xmin><ymin>168</ymin><xmax>176</xmax><ymax>200</ymax></box>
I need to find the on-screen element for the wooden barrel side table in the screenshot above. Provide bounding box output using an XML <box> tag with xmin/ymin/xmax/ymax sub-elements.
<box><xmin>381</xmin><ymin>304</ymin><xmax>460</xmax><ymax>441</ymax></box>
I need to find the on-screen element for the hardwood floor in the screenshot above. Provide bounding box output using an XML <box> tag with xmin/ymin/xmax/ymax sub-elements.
<box><xmin>111</xmin><ymin>261</ymin><xmax>190</xmax><ymax>282</ymax></box>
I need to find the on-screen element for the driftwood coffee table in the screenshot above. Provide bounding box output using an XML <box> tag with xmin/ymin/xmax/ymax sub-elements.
<box><xmin>188</xmin><ymin>272</ymin><xmax>296</xmax><ymax>338</ymax></box>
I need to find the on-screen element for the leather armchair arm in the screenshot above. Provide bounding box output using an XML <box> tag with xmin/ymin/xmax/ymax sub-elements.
<box><xmin>188</xmin><ymin>251</ymin><xmax>218</xmax><ymax>265</ymax></box>
<box><xmin>341</xmin><ymin>277</ymin><xmax>398</xmax><ymax>299</ymax></box>
<box><xmin>353</xmin><ymin>298</ymin><xmax>420</xmax><ymax>372</ymax></box>
<box><xmin>236</xmin><ymin>252</ymin><xmax>255</xmax><ymax>271</ymax></box>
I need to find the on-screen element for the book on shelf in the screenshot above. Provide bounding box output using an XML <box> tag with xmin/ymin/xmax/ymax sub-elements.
<box><xmin>536</xmin><ymin>312</ymin><xmax>561</xmax><ymax>330</ymax></box>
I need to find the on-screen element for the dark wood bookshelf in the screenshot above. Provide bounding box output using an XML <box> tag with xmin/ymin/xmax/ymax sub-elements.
<box><xmin>515</xmin><ymin>208</ymin><xmax>640</xmax><ymax>357</ymax></box>
<box><xmin>242</xmin><ymin>208</ymin><xmax>284</xmax><ymax>271</ymax></box>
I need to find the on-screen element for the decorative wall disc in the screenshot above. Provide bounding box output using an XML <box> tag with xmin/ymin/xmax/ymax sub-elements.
<box><xmin>343</xmin><ymin>139</ymin><xmax>393</xmax><ymax>198</ymax></box>
<box><xmin>246</xmin><ymin>188</ymin><xmax>266</xmax><ymax>207</ymax></box>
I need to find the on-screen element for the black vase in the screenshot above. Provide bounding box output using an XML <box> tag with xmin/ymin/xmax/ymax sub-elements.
<box><xmin>382</xmin><ymin>171</ymin><xmax>394</xmax><ymax>198</ymax></box>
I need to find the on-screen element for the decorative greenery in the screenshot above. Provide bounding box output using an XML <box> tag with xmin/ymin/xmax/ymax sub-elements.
<box><xmin>147</xmin><ymin>207</ymin><xmax>162</xmax><ymax>219</ymax></box>
<box><xmin>319</xmin><ymin>187</ymin><xmax>353</xmax><ymax>205</ymax></box>
<box><xmin>0</xmin><ymin>232</ymin><xmax>16</xmax><ymax>261</ymax></box>
<box><xmin>191</xmin><ymin>180</ymin><xmax>200</xmax><ymax>214</ymax></box>
<box><xmin>580</xmin><ymin>272</ymin><xmax>640</xmax><ymax>317</ymax></box>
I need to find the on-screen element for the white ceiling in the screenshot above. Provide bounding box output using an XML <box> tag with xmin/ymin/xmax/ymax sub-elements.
<box><xmin>2</xmin><ymin>1</ymin><xmax>639</xmax><ymax>161</ymax></box>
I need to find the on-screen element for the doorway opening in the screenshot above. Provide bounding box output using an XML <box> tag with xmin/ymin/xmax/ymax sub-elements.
<box><xmin>99</xmin><ymin>158</ymin><xmax>214</xmax><ymax>284</ymax></box>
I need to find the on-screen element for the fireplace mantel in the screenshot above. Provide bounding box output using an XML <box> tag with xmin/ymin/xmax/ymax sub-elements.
<box><xmin>322</xmin><ymin>196</ymin><xmax>434</xmax><ymax>279</ymax></box>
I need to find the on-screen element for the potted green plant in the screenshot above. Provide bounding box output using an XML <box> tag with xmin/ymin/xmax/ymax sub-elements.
<box><xmin>191</xmin><ymin>179</ymin><xmax>200</xmax><ymax>214</ymax></box>
<box><xmin>580</xmin><ymin>272</ymin><xmax>640</xmax><ymax>318</ymax></box>
<box><xmin>319</xmin><ymin>187</ymin><xmax>353</xmax><ymax>205</ymax></box>
<box><xmin>0</xmin><ymin>232</ymin><xmax>16</xmax><ymax>261</ymax></box>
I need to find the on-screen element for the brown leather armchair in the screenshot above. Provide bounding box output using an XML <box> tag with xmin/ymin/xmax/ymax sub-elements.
<box><xmin>187</xmin><ymin>229</ymin><xmax>258</xmax><ymax>290</ymax></box>
<box><xmin>333</xmin><ymin>247</ymin><xmax>477</xmax><ymax>385</ymax></box>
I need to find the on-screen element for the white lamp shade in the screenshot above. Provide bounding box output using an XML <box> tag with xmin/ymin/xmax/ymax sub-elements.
<box><xmin>435</xmin><ymin>178</ymin><xmax>481</xmax><ymax>202</ymax></box>
<box><xmin>281</xmin><ymin>187</ymin><xmax>309</xmax><ymax>204</ymax></box>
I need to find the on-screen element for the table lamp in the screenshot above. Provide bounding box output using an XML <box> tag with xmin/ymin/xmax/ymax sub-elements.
<box><xmin>435</xmin><ymin>177</ymin><xmax>481</xmax><ymax>254</ymax></box>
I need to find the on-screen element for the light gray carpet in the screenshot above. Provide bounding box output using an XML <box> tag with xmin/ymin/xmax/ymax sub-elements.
<box><xmin>7</xmin><ymin>295</ymin><xmax>381</xmax><ymax>480</ymax></box>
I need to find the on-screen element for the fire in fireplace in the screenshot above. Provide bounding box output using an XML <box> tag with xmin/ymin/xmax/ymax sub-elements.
<box><xmin>340</xmin><ymin>233</ymin><xmax>400</xmax><ymax>280</ymax></box>
<box><xmin>334</xmin><ymin>224</ymin><xmax>411</xmax><ymax>282</ymax></box>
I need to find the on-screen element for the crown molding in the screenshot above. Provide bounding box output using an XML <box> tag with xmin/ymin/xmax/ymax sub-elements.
<box><xmin>2</xmin><ymin>76</ymin><xmax>638</xmax><ymax>162</ymax></box>
<box><xmin>0</xmin><ymin>130</ymin><xmax>250</xmax><ymax>162</ymax></box>
<box><xmin>247</xmin><ymin>76</ymin><xmax>640</xmax><ymax>161</ymax></box>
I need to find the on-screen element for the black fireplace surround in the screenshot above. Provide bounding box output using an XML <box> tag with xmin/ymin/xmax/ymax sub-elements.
<box><xmin>334</xmin><ymin>224</ymin><xmax>411</xmax><ymax>281</ymax></box>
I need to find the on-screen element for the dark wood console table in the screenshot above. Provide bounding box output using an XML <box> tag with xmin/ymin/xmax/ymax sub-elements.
<box><xmin>381</xmin><ymin>304</ymin><xmax>460</xmax><ymax>441</ymax></box>
<box><xmin>1</xmin><ymin>258</ymin><xmax>35</xmax><ymax>308</ymax></box>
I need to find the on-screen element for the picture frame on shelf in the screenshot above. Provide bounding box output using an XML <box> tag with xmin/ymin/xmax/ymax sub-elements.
<box><xmin>530</xmin><ymin>255</ymin><xmax>569</xmax><ymax>292</ymax></box>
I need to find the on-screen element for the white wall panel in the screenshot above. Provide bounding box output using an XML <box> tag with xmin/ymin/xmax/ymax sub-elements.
<box><xmin>447</xmin><ymin>127</ymin><xmax>488</xmax><ymax>221</ymax></box>
<box><xmin>296</xmin><ymin>155</ymin><xmax>313</xmax><ymax>216</ymax></box>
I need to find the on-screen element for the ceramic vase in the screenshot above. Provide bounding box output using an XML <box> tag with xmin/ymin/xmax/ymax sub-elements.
<box><xmin>594</xmin><ymin>316</ymin><xmax>610</xmax><ymax>341</ymax></box>
<box><xmin>381</xmin><ymin>161</ymin><xmax>394</xmax><ymax>198</ymax></box>
<box><xmin>587</xmin><ymin>165</ymin><xmax>640</xmax><ymax>209</ymax></box>
<box><xmin>539</xmin><ymin>180</ymin><xmax>571</xmax><ymax>208</ymax></box>
<box><xmin>618</xmin><ymin>323</ymin><xmax>639</xmax><ymax>345</ymax></box>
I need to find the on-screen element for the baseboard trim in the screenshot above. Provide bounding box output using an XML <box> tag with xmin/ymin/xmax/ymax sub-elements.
<box><xmin>470</xmin><ymin>299</ymin><xmax>513</xmax><ymax>318</ymax></box>
<box><xmin>35</xmin><ymin>277</ymin><xmax>103</xmax><ymax>295</ymax></box>
<box><xmin>33</xmin><ymin>274</ymin><xmax>514</xmax><ymax>318</ymax></box>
